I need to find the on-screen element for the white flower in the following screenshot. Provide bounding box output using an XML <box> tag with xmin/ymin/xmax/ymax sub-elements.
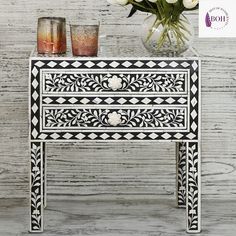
<box><xmin>108</xmin><ymin>112</ymin><xmax>122</xmax><ymax>126</ymax></box>
<box><xmin>135</xmin><ymin>0</ymin><xmax>143</xmax><ymax>2</ymax></box>
<box><xmin>189</xmin><ymin>209</ymin><xmax>196</xmax><ymax>214</ymax></box>
<box><xmin>107</xmin><ymin>0</ymin><xmax>129</xmax><ymax>6</ymax></box>
<box><xmin>147</xmin><ymin>0</ymin><xmax>157</xmax><ymax>2</ymax></box>
<box><xmin>32</xmin><ymin>209</ymin><xmax>40</xmax><ymax>215</ymax></box>
<box><xmin>166</xmin><ymin>0</ymin><xmax>178</xmax><ymax>3</ymax></box>
<box><xmin>32</xmin><ymin>166</ymin><xmax>40</xmax><ymax>172</ymax></box>
<box><xmin>108</xmin><ymin>75</ymin><xmax>122</xmax><ymax>91</ymax></box>
<box><xmin>45</xmin><ymin>74</ymin><xmax>52</xmax><ymax>80</ymax></box>
<box><xmin>183</xmin><ymin>0</ymin><xmax>198</xmax><ymax>9</ymax></box>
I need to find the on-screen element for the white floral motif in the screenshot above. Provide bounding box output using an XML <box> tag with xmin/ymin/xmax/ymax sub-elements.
<box><xmin>45</xmin><ymin>74</ymin><xmax>52</xmax><ymax>80</ymax></box>
<box><xmin>32</xmin><ymin>166</ymin><xmax>40</xmax><ymax>172</ymax></box>
<box><xmin>32</xmin><ymin>209</ymin><xmax>40</xmax><ymax>215</ymax></box>
<box><xmin>108</xmin><ymin>75</ymin><xmax>122</xmax><ymax>91</ymax></box>
<box><xmin>108</xmin><ymin>111</ymin><xmax>122</xmax><ymax>126</ymax></box>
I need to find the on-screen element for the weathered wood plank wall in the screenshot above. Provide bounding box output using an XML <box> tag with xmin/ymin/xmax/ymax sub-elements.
<box><xmin>0</xmin><ymin>0</ymin><xmax>235</xmax><ymax>199</ymax></box>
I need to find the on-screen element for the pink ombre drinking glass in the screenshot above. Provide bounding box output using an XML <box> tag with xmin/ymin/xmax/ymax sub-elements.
<box><xmin>70</xmin><ymin>24</ymin><xmax>99</xmax><ymax>56</ymax></box>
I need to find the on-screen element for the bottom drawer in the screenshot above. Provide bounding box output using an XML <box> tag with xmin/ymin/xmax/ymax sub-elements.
<box><xmin>42</xmin><ymin>107</ymin><xmax>187</xmax><ymax>131</ymax></box>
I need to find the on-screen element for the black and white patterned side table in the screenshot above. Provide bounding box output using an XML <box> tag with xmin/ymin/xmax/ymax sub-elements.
<box><xmin>29</xmin><ymin>48</ymin><xmax>201</xmax><ymax>233</ymax></box>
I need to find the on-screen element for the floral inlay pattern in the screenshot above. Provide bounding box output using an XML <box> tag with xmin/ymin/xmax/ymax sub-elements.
<box><xmin>30</xmin><ymin>58</ymin><xmax>200</xmax><ymax>233</ymax></box>
<box><xmin>31</xmin><ymin>143</ymin><xmax>42</xmax><ymax>231</ymax></box>
<box><xmin>187</xmin><ymin>143</ymin><xmax>200</xmax><ymax>231</ymax></box>
<box><xmin>177</xmin><ymin>142</ymin><xmax>187</xmax><ymax>206</ymax></box>
<box><xmin>44</xmin><ymin>108</ymin><xmax>185</xmax><ymax>128</ymax></box>
<box><xmin>44</xmin><ymin>72</ymin><xmax>186</xmax><ymax>93</ymax></box>
<box><xmin>107</xmin><ymin>75</ymin><xmax>123</xmax><ymax>91</ymax></box>
<box><xmin>108</xmin><ymin>111</ymin><xmax>122</xmax><ymax>126</ymax></box>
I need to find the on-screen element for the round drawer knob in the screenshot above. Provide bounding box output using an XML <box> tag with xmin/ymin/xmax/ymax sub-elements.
<box><xmin>108</xmin><ymin>75</ymin><xmax>122</xmax><ymax>91</ymax></box>
<box><xmin>108</xmin><ymin>111</ymin><xmax>122</xmax><ymax>126</ymax></box>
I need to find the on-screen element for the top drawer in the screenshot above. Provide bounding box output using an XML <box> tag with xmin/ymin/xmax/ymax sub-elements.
<box><xmin>42</xmin><ymin>69</ymin><xmax>188</xmax><ymax>94</ymax></box>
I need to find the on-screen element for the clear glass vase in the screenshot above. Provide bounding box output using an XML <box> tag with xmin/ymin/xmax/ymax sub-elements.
<box><xmin>141</xmin><ymin>14</ymin><xmax>194</xmax><ymax>56</ymax></box>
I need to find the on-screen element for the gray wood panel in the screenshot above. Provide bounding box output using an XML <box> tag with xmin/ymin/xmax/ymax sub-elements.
<box><xmin>0</xmin><ymin>0</ymin><xmax>236</xmax><ymax>199</ymax></box>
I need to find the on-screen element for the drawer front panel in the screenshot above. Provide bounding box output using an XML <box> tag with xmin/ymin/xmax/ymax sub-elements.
<box><xmin>30</xmin><ymin>59</ymin><xmax>200</xmax><ymax>141</ymax></box>
<box><xmin>42</xmin><ymin>70</ymin><xmax>188</xmax><ymax>94</ymax></box>
<box><xmin>42</xmin><ymin>107</ymin><xmax>188</xmax><ymax>131</ymax></box>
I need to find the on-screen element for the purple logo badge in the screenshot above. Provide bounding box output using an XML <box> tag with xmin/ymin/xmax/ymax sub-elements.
<box><xmin>205</xmin><ymin>7</ymin><xmax>229</xmax><ymax>29</ymax></box>
<box><xmin>205</xmin><ymin>13</ymin><xmax>212</xmax><ymax>27</ymax></box>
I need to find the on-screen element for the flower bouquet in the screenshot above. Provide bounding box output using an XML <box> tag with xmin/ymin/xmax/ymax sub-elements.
<box><xmin>107</xmin><ymin>0</ymin><xmax>199</xmax><ymax>55</ymax></box>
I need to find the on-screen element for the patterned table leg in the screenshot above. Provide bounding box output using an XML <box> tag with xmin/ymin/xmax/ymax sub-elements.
<box><xmin>30</xmin><ymin>142</ymin><xmax>44</xmax><ymax>232</ymax></box>
<box><xmin>186</xmin><ymin>142</ymin><xmax>201</xmax><ymax>233</ymax></box>
<box><xmin>176</xmin><ymin>142</ymin><xmax>187</xmax><ymax>208</ymax></box>
<box><xmin>42</xmin><ymin>143</ymin><xmax>47</xmax><ymax>208</ymax></box>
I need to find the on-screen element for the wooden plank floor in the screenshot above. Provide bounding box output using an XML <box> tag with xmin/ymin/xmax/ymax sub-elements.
<box><xmin>1</xmin><ymin>0</ymin><xmax>236</xmax><ymax>200</ymax></box>
<box><xmin>0</xmin><ymin>197</ymin><xmax>235</xmax><ymax>236</ymax></box>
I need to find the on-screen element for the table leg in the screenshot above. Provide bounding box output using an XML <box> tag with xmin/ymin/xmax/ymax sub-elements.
<box><xmin>30</xmin><ymin>142</ymin><xmax>44</xmax><ymax>232</ymax></box>
<box><xmin>176</xmin><ymin>142</ymin><xmax>187</xmax><ymax>208</ymax></box>
<box><xmin>42</xmin><ymin>143</ymin><xmax>47</xmax><ymax>208</ymax></box>
<box><xmin>186</xmin><ymin>141</ymin><xmax>201</xmax><ymax>233</ymax></box>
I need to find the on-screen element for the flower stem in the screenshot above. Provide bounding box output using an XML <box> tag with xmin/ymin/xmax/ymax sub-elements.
<box><xmin>145</xmin><ymin>16</ymin><xmax>165</xmax><ymax>43</ymax></box>
<box><xmin>152</xmin><ymin>15</ymin><xmax>191</xmax><ymax>53</ymax></box>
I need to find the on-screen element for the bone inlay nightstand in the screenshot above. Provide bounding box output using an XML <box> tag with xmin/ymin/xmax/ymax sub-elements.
<box><xmin>29</xmin><ymin>47</ymin><xmax>201</xmax><ymax>233</ymax></box>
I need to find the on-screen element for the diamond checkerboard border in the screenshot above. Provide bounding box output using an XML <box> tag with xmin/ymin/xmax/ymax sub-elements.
<box><xmin>30</xmin><ymin>59</ymin><xmax>200</xmax><ymax>141</ymax></box>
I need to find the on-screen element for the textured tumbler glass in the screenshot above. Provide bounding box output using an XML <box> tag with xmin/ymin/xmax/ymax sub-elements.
<box><xmin>70</xmin><ymin>24</ymin><xmax>99</xmax><ymax>56</ymax></box>
<box><xmin>37</xmin><ymin>17</ymin><xmax>67</xmax><ymax>54</ymax></box>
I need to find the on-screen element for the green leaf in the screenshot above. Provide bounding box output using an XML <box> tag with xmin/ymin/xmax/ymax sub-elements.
<box><xmin>171</xmin><ymin>1</ymin><xmax>184</xmax><ymax>21</ymax></box>
<box><xmin>130</xmin><ymin>1</ymin><xmax>158</xmax><ymax>15</ymax></box>
<box><xmin>161</xmin><ymin>0</ymin><xmax>173</xmax><ymax>17</ymax></box>
<box><xmin>127</xmin><ymin>6</ymin><xmax>137</xmax><ymax>18</ymax></box>
<box><xmin>129</xmin><ymin>3</ymin><xmax>152</xmax><ymax>14</ymax></box>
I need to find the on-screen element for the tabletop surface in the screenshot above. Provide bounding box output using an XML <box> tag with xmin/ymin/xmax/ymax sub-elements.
<box><xmin>30</xmin><ymin>42</ymin><xmax>199</xmax><ymax>59</ymax></box>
